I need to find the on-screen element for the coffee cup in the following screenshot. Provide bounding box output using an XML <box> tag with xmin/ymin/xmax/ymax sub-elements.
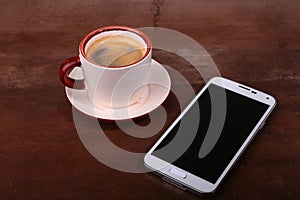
<box><xmin>59</xmin><ymin>26</ymin><xmax>152</xmax><ymax>109</ymax></box>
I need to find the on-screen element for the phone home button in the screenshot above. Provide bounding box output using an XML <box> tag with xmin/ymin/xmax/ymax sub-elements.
<box><xmin>169</xmin><ymin>168</ymin><xmax>187</xmax><ymax>179</ymax></box>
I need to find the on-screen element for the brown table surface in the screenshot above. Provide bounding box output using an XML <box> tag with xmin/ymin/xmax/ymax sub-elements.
<box><xmin>1</xmin><ymin>0</ymin><xmax>299</xmax><ymax>199</ymax></box>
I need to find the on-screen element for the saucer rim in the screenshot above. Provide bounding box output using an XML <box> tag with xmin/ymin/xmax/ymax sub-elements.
<box><xmin>65</xmin><ymin>59</ymin><xmax>171</xmax><ymax>120</ymax></box>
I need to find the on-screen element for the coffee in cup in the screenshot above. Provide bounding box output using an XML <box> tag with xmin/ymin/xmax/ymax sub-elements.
<box><xmin>86</xmin><ymin>35</ymin><xmax>146</xmax><ymax>67</ymax></box>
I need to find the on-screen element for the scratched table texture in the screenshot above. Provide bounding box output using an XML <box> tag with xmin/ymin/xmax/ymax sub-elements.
<box><xmin>0</xmin><ymin>0</ymin><xmax>299</xmax><ymax>200</ymax></box>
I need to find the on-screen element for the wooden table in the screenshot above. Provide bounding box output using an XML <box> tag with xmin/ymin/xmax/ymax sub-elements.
<box><xmin>1</xmin><ymin>0</ymin><xmax>299</xmax><ymax>199</ymax></box>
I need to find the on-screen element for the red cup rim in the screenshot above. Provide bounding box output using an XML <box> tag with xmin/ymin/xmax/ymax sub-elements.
<box><xmin>79</xmin><ymin>26</ymin><xmax>152</xmax><ymax>68</ymax></box>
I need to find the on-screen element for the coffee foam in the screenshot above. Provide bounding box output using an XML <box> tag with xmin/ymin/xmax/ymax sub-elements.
<box><xmin>86</xmin><ymin>35</ymin><xmax>146</xmax><ymax>67</ymax></box>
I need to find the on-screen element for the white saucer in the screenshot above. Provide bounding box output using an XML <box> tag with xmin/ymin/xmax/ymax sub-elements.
<box><xmin>65</xmin><ymin>59</ymin><xmax>171</xmax><ymax>120</ymax></box>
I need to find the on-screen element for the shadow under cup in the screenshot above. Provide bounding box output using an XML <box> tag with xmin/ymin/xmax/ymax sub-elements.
<box><xmin>79</xmin><ymin>27</ymin><xmax>153</xmax><ymax>109</ymax></box>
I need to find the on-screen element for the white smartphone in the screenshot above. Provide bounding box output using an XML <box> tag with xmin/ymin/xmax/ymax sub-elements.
<box><xmin>144</xmin><ymin>77</ymin><xmax>276</xmax><ymax>194</ymax></box>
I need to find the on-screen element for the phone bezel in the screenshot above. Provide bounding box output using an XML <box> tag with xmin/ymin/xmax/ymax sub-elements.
<box><xmin>144</xmin><ymin>77</ymin><xmax>276</xmax><ymax>194</ymax></box>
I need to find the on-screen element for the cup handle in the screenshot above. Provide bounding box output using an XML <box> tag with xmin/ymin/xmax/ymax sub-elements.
<box><xmin>59</xmin><ymin>56</ymin><xmax>85</xmax><ymax>89</ymax></box>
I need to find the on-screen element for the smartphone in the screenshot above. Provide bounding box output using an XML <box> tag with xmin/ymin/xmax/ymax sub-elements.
<box><xmin>144</xmin><ymin>77</ymin><xmax>276</xmax><ymax>194</ymax></box>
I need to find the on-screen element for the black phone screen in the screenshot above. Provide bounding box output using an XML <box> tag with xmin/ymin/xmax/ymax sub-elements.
<box><xmin>151</xmin><ymin>84</ymin><xmax>269</xmax><ymax>184</ymax></box>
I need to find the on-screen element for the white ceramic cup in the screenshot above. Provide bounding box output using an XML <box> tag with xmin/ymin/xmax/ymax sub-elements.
<box><xmin>59</xmin><ymin>26</ymin><xmax>152</xmax><ymax>108</ymax></box>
